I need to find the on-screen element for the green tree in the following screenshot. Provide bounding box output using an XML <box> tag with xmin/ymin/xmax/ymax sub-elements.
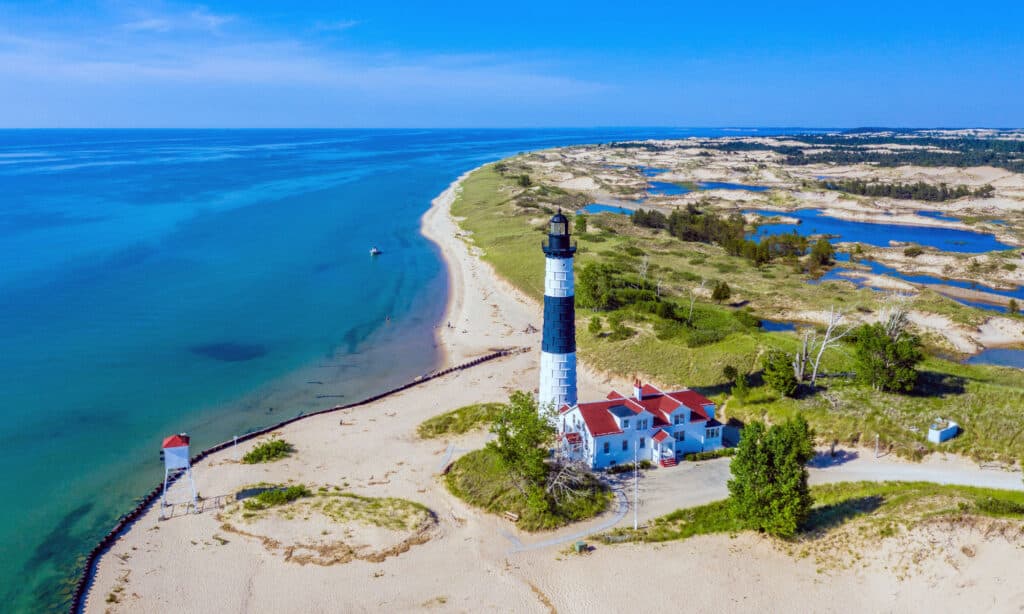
<box><xmin>762</xmin><ymin>349</ymin><xmax>798</xmax><ymax>397</ymax></box>
<box><xmin>588</xmin><ymin>316</ymin><xmax>603</xmax><ymax>335</ymax></box>
<box><xmin>576</xmin><ymin>215</ymin><xmax>588</xmax><ymax>233</ymax></box>
<box><xmin>853</xmin><ymin>323</ymin><xmax>924</xmax><ymax>392</ymax></box>
<box><xmin>517</xmin><ymin>174</ymin><xmax>532</xmax><ymax>188</ymax></box>
<box><xmin>1009</xmin><ymin>299</ymin><xmax>1019</xmax><ymax>315</ymax></box>
<box><xmin>711</xmin><ymin>280</ymin><xmax>732</xmax><ymax>304</ymax></box>
<box><xmin>576</xmin><ymin>263</ymin><xmax>615</xmax><ymax>310</ymax></box>
<box><xmin>488</xmin><ymin>392</ymin><xmax>555</xmax><ymax>510</ymax></box>
<box><xmin>727</xmin><ymin>416</ymin><xmax>814</xmax><ymax>538</ymax></box>
<box><xmin>809</xmin><ymin>238</ymin><xmax>834</xmax><ymax>266</ymax></box>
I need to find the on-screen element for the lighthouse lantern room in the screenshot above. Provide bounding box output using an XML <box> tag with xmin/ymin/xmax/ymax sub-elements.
<box><xmin>539</xmin><ymin>210</ymin><xmax>578</xmax><ymax>413</ymax></box>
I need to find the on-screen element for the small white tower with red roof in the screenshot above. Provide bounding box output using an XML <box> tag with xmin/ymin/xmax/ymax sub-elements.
<box><xmin>161</xmin><ymin>433</ymin><xmax>198</xmax><ymax>515</ymax></box>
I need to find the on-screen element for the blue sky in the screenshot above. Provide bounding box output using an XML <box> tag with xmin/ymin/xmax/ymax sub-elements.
<box><xmin>1</xmin><ymin>1</ymin><xmax>1022</xmax><ymax>127</ymax></box>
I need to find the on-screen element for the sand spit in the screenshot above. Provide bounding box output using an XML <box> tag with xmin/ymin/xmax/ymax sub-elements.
<box><xmin>88</xmin><ymin>169</ymin><xmax>1024</xmax><ymax>613</ymax></box>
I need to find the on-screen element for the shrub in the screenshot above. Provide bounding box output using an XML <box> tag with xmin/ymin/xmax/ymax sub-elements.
<box><xmin>517</xmin><ymin>174</ymin><xmax>532</xmax><ymax>187</ymax></box>
<box><xmin>606</xmin><ymin>460</ymin><xmax>654</xmax><ymax>474</ymax></box>
<box><xmin>711</xmin><ymin>280</ymin><xmax>732</xmax><ymax>303</ymax></box>
<box><xmin>722</xmin><ymin>365</ymin><xmax>738</xmax><ymax>383</ymax></box>
<box><xmin>589</xmin><ymin>316</ymin><xmax>603</xmax><ymax>335</ymax></box>
<box><xmin>732</xmin><ymin>373</ymin><xmax>750</xmax><ymax>401</ymax></box>
<box><xmin>685</xmin><ymin>448</ymin><xmax>736</xmax><ymax>461</ymax></box>
<box><xmin>576</xmin><ymin>215</ymin><xmax>587</xmax><ymax>233</ymax></box>
<box><xmin>975</xmin><ymin>496</ymin><xmax>1024</xmax><ymax>516</ymax></box>
<box><xmin>607</xmin><ymin>322</ymin><xmax>636</xmax><ymax>341</ymax></box>
<box><xmin>904</xmin><ymin>246</ymin><xmax>924</xmax><ymax>258</ymax></box>
<box><xmin>244</xmin><ymin>484</ymin><xmax>312</xmax><ymax>510</ymax></box>
<box><xmin>242</xmin><ymin>439</ymin><xmax>294</xmax><ymax>464</ymax></box>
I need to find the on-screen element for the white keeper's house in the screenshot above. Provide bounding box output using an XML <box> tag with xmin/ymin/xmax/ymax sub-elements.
<box><xmin>558</xmin><ymin>379</ymin><xmax>724</xmax><ymax>469</ymax></box>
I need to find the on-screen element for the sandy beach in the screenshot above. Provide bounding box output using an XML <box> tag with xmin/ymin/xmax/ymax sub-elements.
<box><xmin>87</xmin><ymin>171</ymin><xmax>1024</xmax><ymax>613</ymax></box>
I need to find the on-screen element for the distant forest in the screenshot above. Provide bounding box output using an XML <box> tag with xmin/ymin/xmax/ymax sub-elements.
<box><xmin>818</xmin><ymin>179</ymin><xmax>995</xmax><ymax>201</ymax></box>
<box><xmin>608</xmin><ymin>131</ymin><xmax>1024</xmax><ymax>173</ymax></box>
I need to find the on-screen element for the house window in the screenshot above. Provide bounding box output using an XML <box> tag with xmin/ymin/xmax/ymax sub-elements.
<box><xmin>622</xmin><ymin>440</ymin><xmax>628</xmax><ymax>451</ymax></box>
<box><xmin>623</xmin><ymin>419</ymin><xmax>630</xmax><ymax>429</ymax></box>
<box><xmin>640</xmin><ymin>419</ymin><xmax>648</xmax><ymax>429</ymax></box>
<box><xmin>674</xmin><ymin>415</ymin><xmax>682</xmax><ymax>425</ymax></box>
<box><xmin>640</xmin><ymin>437</ymin><xmax>646</xmax><ymax>449</ymax></box>
<box><xmin>603</xmin><ymin>441</ymin><xmax>610</xmax><ymax>454</ymax></box>
<box><xmin>676</xmin><ymin>431</ymin><xmax>685</xmax><ymax>441</ymax></box>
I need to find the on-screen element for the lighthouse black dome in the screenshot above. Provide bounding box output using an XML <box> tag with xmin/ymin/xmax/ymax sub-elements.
<box><xmin>543</xmin><ymin>210</ymin><xmax>577</xmax><ymax>257</ymax></box>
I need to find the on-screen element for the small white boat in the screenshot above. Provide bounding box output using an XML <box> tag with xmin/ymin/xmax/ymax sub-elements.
<box><xmin>370</xmin><ymin>247</ymin><xmax>382</xmax><ymax>256</ymax></box>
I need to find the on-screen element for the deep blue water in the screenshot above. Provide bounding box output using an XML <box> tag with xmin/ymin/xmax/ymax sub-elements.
<box><xmin>2</xmin><ymin>127</ymin><xmax>814</xmax><ymax>612</ymax></box>
<box><xmin>578</xmin><ymin>203</ymin><xmax>635</xmax><ymax>215</ymax></box>
<box><xmin>760</xmin><ymin>320</ymin><xmax>798</xmax><ymax>332</ymax></box>
<box><xmin>917</xmin><ymin>210</ymin><xmax>959</xmax><ymax>222</ymax></box>
<box><xmin>699</xmin><ymin>181</ymin><xmax>770</xmax><ymax>192</ymax></box>
<box><xmin>965</xmin><ymin>348</ymin><xmax>1024</xmax><ymax>368</ymax></box>
<box><xmin>647</xmin><ymin>181</ymin><xmax>691</xmax><ymax>196</ymax></box>
<box><xmin>747</xmin><ymin>208</ymin><xmax>1014</xmax><ymax>253</ymax></box>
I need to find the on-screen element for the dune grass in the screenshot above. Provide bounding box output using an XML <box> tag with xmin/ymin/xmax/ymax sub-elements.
<box><xmin>723</xmin><ymin>356</ymin><xmax>1024</xmax><ymax>463</ymax></box>
<box><xmin>417</xmin><ymin>402</ymin><xmax>506</xmax><ymax>439</ymax></box>
<box><xmin>606</xmin><ymin>481</ymin><xmax>1024</xmax><ymax>544</ymax></box>
<box><xmin>445</xmin><ymin>446</ymin><xmax>612</xmax><ymax>532</ymax></box>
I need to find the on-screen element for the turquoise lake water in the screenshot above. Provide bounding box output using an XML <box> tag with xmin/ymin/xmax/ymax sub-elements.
<box><xmin>1</xmin><ymin>128</ymin><xmax>813</xmax><ymax>611</ymax></box>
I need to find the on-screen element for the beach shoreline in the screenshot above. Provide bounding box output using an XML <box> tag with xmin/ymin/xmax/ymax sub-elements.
<box><xmin>85</xmin><ymin>166</ymin><xmax>1024</xmax><ymax>614</ymax></box>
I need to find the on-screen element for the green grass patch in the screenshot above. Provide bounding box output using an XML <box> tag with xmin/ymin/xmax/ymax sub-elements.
<box><xmin>445</xmin><ymin>446</ymin><xmax>612</xmax><ymax>531</ymax></box>
<box><xmin>417</xmin><ymin>402</ymin><xmax>506</xmax><ymax>438</ymax></box>
<box><xmin>242</xmin><ymin>438</ymin><xmax>294</xmax><ymax>464</ymax></box>
<box><xmin>605</xmin><ymin>481</ymin><xmax>1024</xmax><ymax>544</ymax></box>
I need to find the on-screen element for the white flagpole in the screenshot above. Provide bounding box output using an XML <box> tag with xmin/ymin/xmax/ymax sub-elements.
<box><xmin>633</xmin><ymin>444</ymin><xmax>639</xmax><ymax>530</ymax></box>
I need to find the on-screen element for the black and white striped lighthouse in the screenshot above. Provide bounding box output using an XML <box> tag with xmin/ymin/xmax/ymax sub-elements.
<box><xmin>539</xmin><ymin>210</ymin><xmax>577</xmax><ymax>411</ymax></box>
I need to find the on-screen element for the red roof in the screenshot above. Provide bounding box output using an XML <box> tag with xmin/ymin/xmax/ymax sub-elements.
<box><xmin>575</xmin><ymin>397</ymin><xmax>646</xmax><ymax>436</ymax></box>
<box><xmin>666</xmin><ymin>388</ymin><xmax>714</xmax><ymax>410</ymax></box>
<box><xmin>639</xmin><ymin>383</ymin><xmax>662</xmax><ymax>398</ymax></box>
<box><xmin>652</xmin><ymin>429</ymin><xmax>670</xmax><ymax>443</ymax></box>
<box><xmin>162</xmin><ymin>434</ymin><xmax>190</xmax><ymax>449</ymax></box>
<box><xmin>565</xmin><ymin>382</ymin><xmax>716</xmax><ymax>439</ymax></box>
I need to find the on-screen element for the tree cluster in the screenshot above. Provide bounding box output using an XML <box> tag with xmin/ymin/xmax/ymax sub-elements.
<box><xmin>728</xmin><ymin>417</ymin><xmax>815</xmax><ymax>538</ymax></box>
<box><xmin>631</xmin><ymin>205</ymin><xmax>817</xmax><ymax>267</ymax></box>
<box><xmin>819</xmin><ymin>179</ymin><xmax>994</xmax><ymax>201</ymax></box>
<box><xmin>575</xmin><ymin>262</ymin><xmax>658</xmax><ymax>311</ymax></box>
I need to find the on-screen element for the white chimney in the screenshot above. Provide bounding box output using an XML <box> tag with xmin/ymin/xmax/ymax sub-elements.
<box><xmin>633</xmin><ymin>378</ymin><xmax>643</xmax><ymax>400</ymax></box>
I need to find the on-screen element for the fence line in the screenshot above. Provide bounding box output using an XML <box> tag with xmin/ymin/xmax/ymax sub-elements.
<box><xmin>69</xmin><ymin>348</ymin><xmax>518</xmax><ymax>613</ymax></box>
